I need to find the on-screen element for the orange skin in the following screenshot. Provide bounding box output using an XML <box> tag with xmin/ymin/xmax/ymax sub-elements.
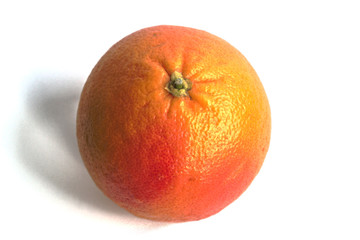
<box><xmin>77</xmin><ymin>25</ymin><xmax>271</xmax><ymax>222</ymax></box>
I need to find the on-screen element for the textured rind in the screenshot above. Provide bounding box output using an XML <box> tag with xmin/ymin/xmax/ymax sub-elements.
<box><xmin>76</xmin><ymin>25</ymin><xmax>271</xmax><ymax>222</ymax></box>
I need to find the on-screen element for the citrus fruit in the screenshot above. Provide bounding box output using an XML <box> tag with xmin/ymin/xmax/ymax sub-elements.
<box><xmin>76</xmin><ymin>25</ymin><xmax>271</xmax><ymax>222</ymax></box>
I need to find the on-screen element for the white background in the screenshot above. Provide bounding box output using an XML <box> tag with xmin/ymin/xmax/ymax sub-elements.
<box><xmin>1</xmin><ymin>0</ymin><xmax>359</xmax><ymax>239</ymax></box>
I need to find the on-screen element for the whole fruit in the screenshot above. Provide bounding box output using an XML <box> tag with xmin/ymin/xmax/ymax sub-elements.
<box><xmin>76</xmin><ymin>25</ymin><xmax>271</xmax><ymax>222</ymax></box>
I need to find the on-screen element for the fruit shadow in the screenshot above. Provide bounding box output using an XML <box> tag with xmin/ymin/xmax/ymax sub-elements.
<box><xmin>17</xmin><ymin>75</ymin><xmax>168</xmax><ymax>229</ymax></box>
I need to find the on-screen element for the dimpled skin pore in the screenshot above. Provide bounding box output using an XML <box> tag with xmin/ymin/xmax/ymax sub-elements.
<box><xmin>76</xmin><ymin>25</ymin><xmax>271</xmax><ymax>222</ymax></box>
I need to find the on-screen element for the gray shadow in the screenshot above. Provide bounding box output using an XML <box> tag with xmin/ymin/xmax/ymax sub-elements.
<box><xmin>17</xmin><ymin>75</ymin><xmax>168</xmax><ymax>229</ymax></box>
